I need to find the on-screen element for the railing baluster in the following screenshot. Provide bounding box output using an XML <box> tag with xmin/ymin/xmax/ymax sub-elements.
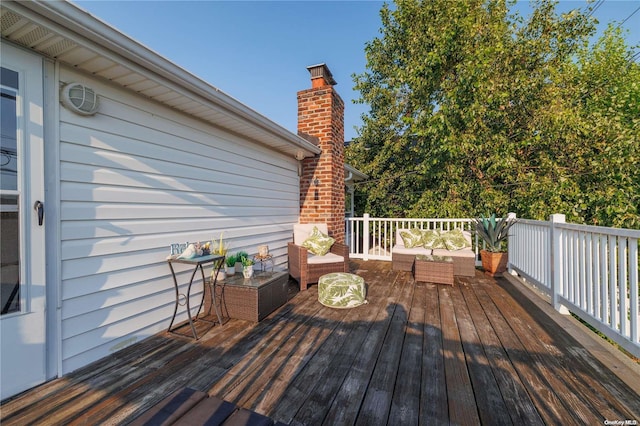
<box><xmin>601</xmin><ymin>234</ymin><xmax>609</xmax><ymax>323</ymax></box>
<box><xmin>619</xmin><ymin>237</ymin><xmax>628</xmax><ymax>338</ymax></box>
<box><xmin>629</xmin><ymin>239</ymin><xmax>639</xmax><ymax>345</ymax></box>
<box><xmin>609</xmin><ymin>234</ymin><xmax>617</xmax><ymax>330</ymax></box>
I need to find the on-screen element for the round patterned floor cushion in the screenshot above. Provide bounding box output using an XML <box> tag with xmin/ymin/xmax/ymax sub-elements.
<box><xmin>318</xmin><ymin>272</ymin><xmax>367</xmax><ymax>309</ymax></box>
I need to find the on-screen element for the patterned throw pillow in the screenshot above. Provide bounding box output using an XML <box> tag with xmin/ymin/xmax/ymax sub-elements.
<box><xmin>441</xmin><ymin>229</ymin><xmax>471</xmax><ymax>251</ymax></box>
<box><xmin>302</xmin><ymin>226</ymin><xmax>336</xmax><ymax>256</ymax></box>
<box><xmin>399</xmin><ymin>228</ymin><xmax>424</xmax><ymax>248</ymax></box>
<box><xmin>421</xmin><ymin>229</ymin><xmax>441</xmax><ymax>249</ymax></box>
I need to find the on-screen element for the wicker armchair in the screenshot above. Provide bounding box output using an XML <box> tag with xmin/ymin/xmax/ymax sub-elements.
<box><xmin>288</xmin><ymin>223</ymin><xmax>349</xmax><ymax>291</ymax></box>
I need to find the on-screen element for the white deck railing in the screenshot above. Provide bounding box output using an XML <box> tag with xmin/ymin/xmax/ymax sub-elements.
<box><xmin>509</xmin><ymin>214</ymin><xmax>639</xmax><ymax>358</ymax></box>
<box><xmin>346</xmin><ymin>214</ymin><xmax>640</xmax><ymax>358</ymax></box>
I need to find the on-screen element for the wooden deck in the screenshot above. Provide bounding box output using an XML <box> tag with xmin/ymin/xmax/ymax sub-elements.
<box><xmin>2</xmin><ymin>260</ymin><xmax>639</xmax><ymax>425</ymax></box>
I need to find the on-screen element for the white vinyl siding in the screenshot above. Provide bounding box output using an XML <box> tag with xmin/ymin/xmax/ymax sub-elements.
<box><xmin>57</xmin><ymin>67</ymin><xmax>299</xmax><ymax>373</ymax></box>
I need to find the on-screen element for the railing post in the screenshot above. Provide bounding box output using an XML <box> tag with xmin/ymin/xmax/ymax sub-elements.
<box><xmin>363</xmin><ymin>213</ymin><xmax>370</xmax><ymax>261</ymax></box>
<box><xmin>550</xmin><ymin>213</ymin><xmax>569</xmax><ymax>314</ymax></box>
<box><xmin>507</xmin><ymin>212</ymin><xmax>517</xmax><ymax>274</ymax></box>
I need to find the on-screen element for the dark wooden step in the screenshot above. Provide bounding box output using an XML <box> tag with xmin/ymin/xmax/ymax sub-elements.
<box><xmin>129</xmin><ymin>388</ymin><xmax>207</xmax><ymax>426</ymax></box>
<box><xmin>131</xmin><ymin>387</ymin><xmax>281</xmax><ymax>426</ymax></box>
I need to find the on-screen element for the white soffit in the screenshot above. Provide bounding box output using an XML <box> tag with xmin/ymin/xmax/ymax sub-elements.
<box><xmin>0</xmin><ymin>0</ymin><xmax>321</xmax><ymax>159</ymax></box>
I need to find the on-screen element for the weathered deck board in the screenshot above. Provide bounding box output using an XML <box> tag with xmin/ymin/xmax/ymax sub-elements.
<box><xmin>354</xmin><ymin>270</ymin><xmax>414</xmax><ymax>426</ymax></box>
<box><xmin>388</xmin><ymin>278</ymin><xmax>424</xmax><ymax>425</ymax></box>
<box><xmin>450</xmin><ymin>282</ymin><xmax>512</xmax><ymax>425</ymax></box>
<box><xmin>1</xmin><ymin>260</ymin><xmax>638</xmax><ymax>426</ymax></box>
<box><xmin>420</xmin><ymin>281</ymin><xmax>448</xmax><ymax>424</ymax></box>
<box><xmin>487</xmin><ymin>277</ymin><xmax>639</xmax><ymax>421</ymax></box>
<box><xmin>460</xmin><ymin>278</ymin><xmax>544</xmax><ymax>425</ymax></box>
<box><xmin>439</xmin><ymin>284</ymin><xmax>481</xmax><ymax>425</ymax></box>
<box><xmin>480</xmin><ymin>276</ymin><xmax>618</xmax><ymax>424</ymax></box>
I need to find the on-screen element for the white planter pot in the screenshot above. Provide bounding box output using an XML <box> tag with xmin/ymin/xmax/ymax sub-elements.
<box><xmin>243</xmin><ymin>266</ymin><xmax>254</xmax><ymax>279</ymax></box>
<box><xmin>225</xmin><ymin>264</ymin><xmax>235</xmax><ymax>275</ymax></box>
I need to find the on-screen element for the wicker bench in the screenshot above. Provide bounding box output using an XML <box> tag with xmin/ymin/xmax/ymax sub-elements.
<box><xmin>392</xmin><ymin>228</ymin><xmax>476</xmax><ymax>276</ymax></box>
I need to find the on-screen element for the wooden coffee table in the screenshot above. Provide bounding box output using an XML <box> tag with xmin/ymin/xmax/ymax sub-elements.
<box><xmin>414</xmin><ymin>254</ymin><xmax>454</xmax><ymax>286</ymax></box>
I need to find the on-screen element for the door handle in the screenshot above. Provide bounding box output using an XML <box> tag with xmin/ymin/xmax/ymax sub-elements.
<box><xmin>34</xmin><ymin>201</ymin><xmax>44</xmax><ymax>226</ymax></box>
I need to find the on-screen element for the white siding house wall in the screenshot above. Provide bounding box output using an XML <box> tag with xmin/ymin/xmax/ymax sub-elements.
<box><xmin>57</xmin><ymin>67</ymin><xmax>300</xmax><ymax>373</ymax></box>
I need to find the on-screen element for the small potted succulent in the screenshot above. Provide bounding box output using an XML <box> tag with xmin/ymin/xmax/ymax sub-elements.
<box><xmin>225</xmin><ymin>254</ymin><xmax>237</xmax><ymax>276</ymax></box>
<box><xmin>235</xmin><ymin>251</ymin><xmax>248</xmax><ymax>273</ymax></box>
<box><xmin>241</xmin><ymin>255</ymin><xmax>255</xmax><ymax>279</ymax></box>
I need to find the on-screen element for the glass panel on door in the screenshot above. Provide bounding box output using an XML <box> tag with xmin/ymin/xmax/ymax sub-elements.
<box><xmin>1</xmin><ymin>67</ymin><xmax>20</xmax><ymax>315</ymax></box>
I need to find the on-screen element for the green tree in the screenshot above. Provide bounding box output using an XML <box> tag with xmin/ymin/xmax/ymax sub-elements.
<box><xmin>348</xmin><ymin>0</ymin><xmax>639</xmax><ymax>228</ymax></box>
<box><xmin>550</xmin><ymin>26</ymin><xmax>640</xmax><ymax>228</ymax></box>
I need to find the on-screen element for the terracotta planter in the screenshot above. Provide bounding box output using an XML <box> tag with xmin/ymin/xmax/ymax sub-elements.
<box><xmin>480</xmin><ymin>250</ymin><xmax>508</xmax><ymax>276</ymax></box>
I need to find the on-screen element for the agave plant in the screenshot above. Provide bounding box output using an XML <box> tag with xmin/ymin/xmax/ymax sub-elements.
<box><xmin>471</xmin><ymin>214</ymin><xmax>518</xmax><ymax>252</ymax></box>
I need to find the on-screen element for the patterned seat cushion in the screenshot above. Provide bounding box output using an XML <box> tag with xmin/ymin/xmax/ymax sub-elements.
<box><xmin>318</xmin><ymin>273</ymin><xmax>367</xmax><ymax>309</ymax></box>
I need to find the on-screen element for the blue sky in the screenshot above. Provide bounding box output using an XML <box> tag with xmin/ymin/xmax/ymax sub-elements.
<box><xmin>75</xmin><ymin>1</ymin><xmax>639</xmax><ymax>142</ymax></box>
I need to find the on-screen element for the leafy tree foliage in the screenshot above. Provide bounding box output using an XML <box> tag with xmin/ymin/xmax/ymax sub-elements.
<box><xmin>347</xmin><ymin>0</ymin><xmax>639</xmax><ymax>228</ymax></box>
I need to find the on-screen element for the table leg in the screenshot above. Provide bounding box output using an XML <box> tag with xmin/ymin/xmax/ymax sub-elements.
<box><xmin>167</xmin><ymin>262</ymin><xmax>180</xmax><ymax>333</ymax></box>
<box><xmin>207</xmin><ymin>260</ymin><xmax>224</xmax><ymax>326</ymax></box>
<box><xmin>184</xmin><ymin>265</ymin><xmax>200</xmax><ymax>339</ymax></box>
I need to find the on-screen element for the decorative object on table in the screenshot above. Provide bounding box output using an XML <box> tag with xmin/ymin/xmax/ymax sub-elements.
<box><xmin>253</xmin><ymin>253</ymin><xmax>274</xmax><ymax>272</ymax></box>
<box><xmin>241</xmin><ymin>255</ymin><xmax>255</xmax><ymax>279</ymax></box>
<box><xmin>224</xmin><ymin>254</ymin><xmax>237</xmax><ymax>275</ymax></box>
<box><xmin>288</xmin><ymin>223</ymin><xmax>349</xmax><ymax>291</ymax></box>
<box><xmin>201</xmin><ymin>241</ymin><xmax>211</xmax><ymax>255</ymax></box>
<box><xmin>176</xmin><ymin>243</ymin><xmax>200</xmax><ymax>259</ymax></box>
<box><xmin>318</xmin><ymin>272</ymin><xmax>367</xmax><ymax>308</ymax></box>
<box><xmin>471</xmin><ymin>213</ymin><xmax>518</xmax><ymax>276</ymax></box>
<box><xmin>210</xmin><ymin>232</ymin><xmax>229</xmax><ymax>256</ymax></box>
<box><xmin>258</xmin><ymin>245</ymin><xmax>269</xmax><ymax>257</ymax></box>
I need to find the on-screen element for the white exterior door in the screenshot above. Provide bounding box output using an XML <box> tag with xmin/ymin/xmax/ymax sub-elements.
<box><xmin>1</xmin><ymin>43</ymin><xmax>47</xmax><ymax>400</ymax></box>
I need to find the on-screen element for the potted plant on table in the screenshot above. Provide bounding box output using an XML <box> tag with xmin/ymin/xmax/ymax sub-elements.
<box><xmin>241</xmin><ymin>255</ymin><xmax>255</xmax><ymax>279</ymax></box>
<box><xmin>471</xmin><ymin>214</ymin><xmax>518</xmax><ymax>276</ymax></box>
<box><xmin>235</xmin><ymin>251</ymin><xmax>248</xmax><ymax>273</ymax></box>
<box><xmin>225</xmin><ymin>254</ymin><xmax>237</xmax><ymax>276</ymax></box>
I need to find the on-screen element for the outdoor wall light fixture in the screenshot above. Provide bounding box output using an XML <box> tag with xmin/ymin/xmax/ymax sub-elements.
<box><xmin>60</xmin><ymin>82</ymin><xmax>99</xmax><ymax>116</ymax></box>
<box><xmin>313</xmin><ymin>178</ymin><xmax>320</xmax><ymax>186</ymax></box>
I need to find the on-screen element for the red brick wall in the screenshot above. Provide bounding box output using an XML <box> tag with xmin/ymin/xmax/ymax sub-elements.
<box><xmin>297</xmin><ymin>76</ymin><xmax>345</xmax><ymax>243</ymax></box>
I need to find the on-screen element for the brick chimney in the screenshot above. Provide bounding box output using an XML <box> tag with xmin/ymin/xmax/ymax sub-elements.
<box><xmin>297</xmin><ymin>64</ymin><xmax>345</xmax><ymax>243</ymax></box>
